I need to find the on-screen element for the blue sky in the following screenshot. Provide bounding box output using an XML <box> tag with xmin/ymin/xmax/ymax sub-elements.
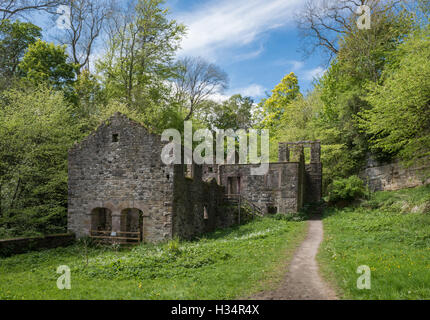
<box><xmin>168</xmin><ymin>0</ymin><xmax>327</xmax><ymax>102</ymax></box>
<box><xmin>32</xmin><ymin>0</ymin><xmax>328</xmax><ymax>103</ymax></box>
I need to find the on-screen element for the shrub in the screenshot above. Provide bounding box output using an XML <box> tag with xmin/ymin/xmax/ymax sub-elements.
<box><xmin>327</xmin><ymin>175</ymin><xmax>367</xmax><ymax>203</ymax></box>
<box><xmin>165</xmin><ymin>238</ymin><xmax>181</xmax><ymax>255</ymax></box>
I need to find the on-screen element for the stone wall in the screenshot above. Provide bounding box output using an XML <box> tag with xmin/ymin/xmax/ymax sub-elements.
<box><xmin>279</xmin><ymin>141</ymin><xmax>322</xmax><ymax>204</ymax></box>
<box><xmin>0</xmin><ymin>234</ymin><xmax>75</xmax><ymax>257</ymax></box>
<box><xmin>359</xmin><ymin>157</ymin><xmax>430</xmax><ymax>192</ymax></box>
<box><xmin>172</xmin><ymin>164</ymin><xmax>236</xmax><ymax>240</ymax></box>
<box><xmin>218</xmin><ymin>162</ymin><xmax>304</xmax><ymax>214</ymax></box>
<box><xmin>209</xmin><ymin>140</ymin><xmax>323</xmax><ymax>214</ymax></box>
<box><xmin>68</xmin><ymin>113</ymin><xmax>174</xmax><ymax>242</ymax></box>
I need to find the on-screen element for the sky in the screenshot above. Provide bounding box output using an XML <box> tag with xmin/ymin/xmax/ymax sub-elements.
<box><xmin>32</xmin><ymin>0</ymin><xmax>328</xmax><ymax>104</ymax></box>
<box><xmin>168</xmin><ymin>0</ymin><xmax>327</xmax><ymax>102</ymax></box>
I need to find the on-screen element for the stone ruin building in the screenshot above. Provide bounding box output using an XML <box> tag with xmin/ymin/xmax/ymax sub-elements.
<box><xmin>67</xmin><ymin>112</ymin><xmax>322</xmax><ymax>243</ymax></box>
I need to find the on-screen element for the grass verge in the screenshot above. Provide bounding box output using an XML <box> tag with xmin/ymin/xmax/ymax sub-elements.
<box><xmin>318</xmin><ymin>185</ymin><xmax>430</xmax><ymax>299</ymax></box>
<box><xmin>0</xmin><ymin>217</ymin><xmax>306</xmax><ymax>300</ymax></box>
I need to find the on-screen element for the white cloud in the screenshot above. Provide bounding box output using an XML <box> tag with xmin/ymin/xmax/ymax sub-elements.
<box><xmin>208</xmin><ymin>92</ymin><xmax>231</xmax><ymax>103</ymax></box>
<box><xmin>207</xmin><ymin>84</ymin><xmax>266</xmax><ymax>103</ymax></box>
<box><xmin>175</xmin><ymin>0</ymin><xmax>302</xmax><ymax>59</ymax></box>
<box><xmin>233</xmin><ymin>44</ymin><xmax>265</xmax><ymax>62</ymax></box>
<box><xmin>234</xmin><ymin>84</ymin><xmax>266</xmax><ymax>98</ymax></box>
<box><xmin>288</xmin><ymin>60</ymin><xmax>305</xmax><ymax>72</ymax></box>
<box><xmin>272</xmin><ymin>60</ymin><xmax>326</xmax><ymax>83</ymax></box>
<box><xmin>303</xmin><ymin>67</ymin><xmax>326</xmax><ymax>81</ymax></box>
<box><xmin>272</xmin><ymin>59</ymin><xmax>304</xmax><ymax>71</ymax></box>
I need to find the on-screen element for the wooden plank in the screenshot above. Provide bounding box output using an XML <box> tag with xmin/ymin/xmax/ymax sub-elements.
<box><xmin>90</xmin><ymin>235</ymin><xmax>139</xmax><ymax>241</ymax></box>
<box><xmin>91</xmin><ymin>241</ymin><xmax>139</xmax><ymax>245</ymax></box>
<box><xmin>90</xmin><ymin>230</ymin><xmax>140</xmax><ymax>235</ymax></box>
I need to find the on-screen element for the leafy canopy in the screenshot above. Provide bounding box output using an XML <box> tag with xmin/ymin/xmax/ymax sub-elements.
<box><xmin>259</xmin><ymin>72</ymin><xmax>300</xmax><ymax>130</ymax></box>
<box><xmin>360</xmin><ymin>25</ymin><xmax>430</xmax><ymax>166</ymax></box>
<box><xmin>19</xmin><ymin>39</ymin><xmax>78</xmax><ymax>89</ymax></box>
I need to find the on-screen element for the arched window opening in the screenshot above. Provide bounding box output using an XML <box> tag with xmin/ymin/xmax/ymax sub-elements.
<box><xmin>120</xmin><ymin>208</ymin><xmax>144</xmax><ymax>243</ymax></box>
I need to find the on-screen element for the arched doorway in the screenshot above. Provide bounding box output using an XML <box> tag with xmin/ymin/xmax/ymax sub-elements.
<box><xmin>120</xmin><ymin>208</ymin><xmax>144</xmax><ymax>243</ymax></box>
<box><xmin>91</xmin><ymin>208</ymin><xmax>112</xmax><ymax>231</ymax></box>
<box><xmin>90</xmin><ymin>208</ymin><xmax>113</xmax><ymax>242</ymax></box>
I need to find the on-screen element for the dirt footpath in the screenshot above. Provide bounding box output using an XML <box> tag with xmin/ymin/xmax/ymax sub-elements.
<box><xmin>252</xmin><ymin>215</ymin><xmax>337</xmax><ymax>300</ymax></box>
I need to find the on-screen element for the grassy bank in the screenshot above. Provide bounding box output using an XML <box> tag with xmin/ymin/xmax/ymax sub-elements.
<box><xmin>319</xmin><ymin>185</ymin><xmax>430</xmax><ymax>299</ymax></box>
<box><xmin>0</xmin><ymin>217</ymin><xmax>306</xmax><ymax>300</ymax></box>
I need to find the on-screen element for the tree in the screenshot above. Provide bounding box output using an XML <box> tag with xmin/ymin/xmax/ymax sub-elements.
<box><xmin>360</xmin><ymin>26</ymin><xmax>430</xmax><ymax>166</ymax></box>
<box><xmin>197</xmin><ymin>94</ymin><xmax>254</xmax><ymax>131</ymax></box>
<box><xmin>0</xmin><ymin>84</ymin><xmax>81</xmax><ymax>236</ymax></box>
<box><xmin>98</xmin><ymin>0</ymin><xmax>186</xmax><ymax>108</ymax></box>
<box><xmin>72</xmin><ymin>69</ymin><xmax>106</xmax><ymax>123</ymax></box>
<box><xmin>297</xmin><ymin>0</ymin><xmax>407</xmax><ymax>61</ymax></box>
<box><xmin>314</xmin><ymin>1</ymin><xmax>416</xmax><ymax>168</ymax></box>
<box><xmin>173</xmin><ymin>56</ymin><xmax>229</xmax><ymax>121</ymax></box>
<box><xmin>19</xmin><ymin>39</ymin><xmax>78</xmax><ymax>90</ymax></box>
<box><xmin>336</xmin><ymin>3</ymin><xmax>414</xmax><ymax>83</ymax></box>
<box><xmin>276</xmin><ymin>89</ymin><xmax>321</xmax><ymax>142</ymax></box>
<box><xmin>56</xmin><ymin>0</ymin><xmax>115</xmax><ymax>73</ymax></box>
<box><xmin>259</xmin><ymin>72</ymin><xmax>300</xmax><ymax>130</ymax></box>
<box><xmin>418</xmin><ymin>0</ymin><xmax>430</xmax><ymax>16</ymax></box>
<box><xmin>0</xmin><ymin>19</ymin><xmax>40</xmax><ymax>85</ymax></box>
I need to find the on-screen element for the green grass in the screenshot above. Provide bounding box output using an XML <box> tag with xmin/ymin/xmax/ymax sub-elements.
<box><xmin>319</xmin><ymin>185</ymin><xmax>430</xmax><ymax>299</ymax></box>
<box><xmin>0</xmin><ymin>217</ymin><xmax>306</xmax><ymax>300</ymax></box>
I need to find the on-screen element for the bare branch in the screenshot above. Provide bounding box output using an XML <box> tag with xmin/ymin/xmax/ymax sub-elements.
<box><xmin>296</xmin><ymin>0</ymin><xmax>406</xmax><ymax>62</ymax></box>
<box><xmin>55</xmin><ymin>0</ymin><xmax>116</xmax><ymax>73</ymax></box>
<box><xmin>0</xmin><ymin>0</ymin><xmax>63</xmax><ymax>22</ymax></box>
<box><xmin>173</xmin><ymin>57</ymin><xmax>229</xmax><ymax>121</ymax></box>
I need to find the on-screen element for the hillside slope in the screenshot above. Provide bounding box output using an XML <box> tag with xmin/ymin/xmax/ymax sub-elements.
<box><xmin>319</xmin><ymin>185</ymin><xmax>430</xmax><ymax>299</ymax></box>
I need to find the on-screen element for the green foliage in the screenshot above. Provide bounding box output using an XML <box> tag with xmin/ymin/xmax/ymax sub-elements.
<box><xmin>259</xmin><ymin>72</ymin><xmax>300</xmax><ymax>130</ymax></box>
<box><xmin>0</xmin><ymin>19</ymin><xmax>41</xmax><ymax>83</ymax></box>
<box><xmin>0</xmin><ymin>85</ymin><xmax>82</xmax><ymax>237</ymax></box>
<box><xmin>266</xmin><ymin>84</ymin><xmax>361</xmax><ymax>192</ymax></box>
<box><xmin>327</xmin><ymin>175</ymin><xmax>367</xmax><ymax>203</ymax></box>
<box><xmin>337</xmin><ymin>5</ymin><xmax>414</xmax><ymax>84</ymax></box>
<box><xmin>371</xmin><ymin>184</ymin><xmax>430</xmax><ymax>209</ymax></box>
<box><xmin>317</xmin><ymin>60</ymin><xmax>370</xmax><ymax>168</ymax></box>
<box><xmin>198</xmin><ymin>94</ymin><xmax>255</xmax><ymax>131</ymax></box>
<box><xmin>72</xmin><ymin>70</ymin><xmax>107</xmax><ymax>122</ymax></box>
<box><xmin>319</xmin><ymin>185</ymin><xmax>430</xmax><ymax>299</ymax></box>
<box><xmin>360</xmin><ymin>26</ymin><xmax>430</xmax><ymax>166</ymax></box>
<box><xmin>264</xmin><ymin>2</ymin><xmax>427</xmax><ymax>195</ymax></box>
<box><xmin>94</xmin><ymin>0</ymin><xmax>187</xmax><ymax>132</ymax></box>
<box><xmin>19</xmin><ymin>39</ymin><xmax>78</xmax><ymax>90</ymax></box>
<box><xmin>165</xmin><ymin>238</ymin><xmax>181</xmax><ymax>255</ymax></box>
<box><xmin>97</xmin><ymin>0</ymin><xmax>186</xmax><ymax>108</ymax></box>
<box><xmin>313</xmin><ymin>3</ymin><xmax>416</xmax><ymax>169</ymax></box>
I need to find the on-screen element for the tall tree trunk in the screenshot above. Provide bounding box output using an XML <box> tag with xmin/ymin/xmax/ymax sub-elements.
<box><xmin>10</xmin><ymin>177</ymin><xmax>21</xmax><ymax>211</ymax></box>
